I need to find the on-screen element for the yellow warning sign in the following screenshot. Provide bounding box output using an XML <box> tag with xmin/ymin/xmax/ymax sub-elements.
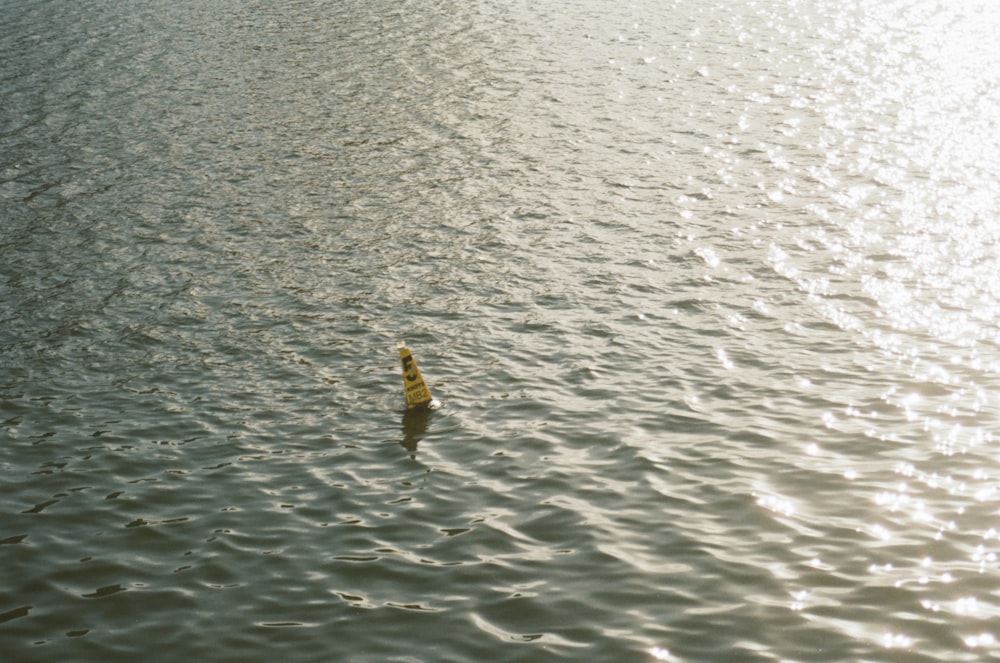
<box><xmin>397</xmin><ymin>341</ymin><xmax>434</xmax><ymax>409</ymax></box>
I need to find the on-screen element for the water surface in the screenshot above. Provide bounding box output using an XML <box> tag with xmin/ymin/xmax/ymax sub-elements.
<box><xmin>3</xmin><ymin>1</ymin><xmax>1000</xmax><ymax>660</ymax></box>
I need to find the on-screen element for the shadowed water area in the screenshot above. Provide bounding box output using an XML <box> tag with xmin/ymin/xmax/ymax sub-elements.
<box><xmin>3</xmin><ymin>0</ymin><xmax>1000</xmax><ymax>661</ymax></box>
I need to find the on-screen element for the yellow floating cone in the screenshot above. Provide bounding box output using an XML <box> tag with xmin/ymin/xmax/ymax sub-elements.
<box><xmin>397</xmin><ymin>341</ymin><xmax>435</xmax><ymax>409</ymax></box>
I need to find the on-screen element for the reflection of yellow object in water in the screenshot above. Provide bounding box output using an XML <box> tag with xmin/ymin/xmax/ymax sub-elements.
<box><xmin>400</xmin><ymin>407</ymin><xmax>431</xmax><ymax>459</ymax></box>
<box><xmin>397</xmin><ymin>341</ymin><xmax>434</xmax><ymax>409</ymax></box>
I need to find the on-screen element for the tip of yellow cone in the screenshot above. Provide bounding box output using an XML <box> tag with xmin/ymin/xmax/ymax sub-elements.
<box><xmin>398</xmin><ymin>341</ymin><xmax>436</xmax><ymax>410</ymax></box>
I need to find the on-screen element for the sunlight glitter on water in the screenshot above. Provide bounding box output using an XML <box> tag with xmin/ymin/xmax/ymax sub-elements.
<box><xmin>648</xmin><ymin>645</ymin><xmax>673</xmax><ymax>660</ymax></box>
<box><xmin>808</xmin><ymin>8</ymin><xmax>998</xmax><ymax>300</ymax></box>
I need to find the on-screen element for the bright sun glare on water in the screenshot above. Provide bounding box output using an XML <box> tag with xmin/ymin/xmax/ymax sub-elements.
<box><xmin>766</xmin><ymin>0</ymin><xmax>1000</xmax><ymax>653</ymax></box>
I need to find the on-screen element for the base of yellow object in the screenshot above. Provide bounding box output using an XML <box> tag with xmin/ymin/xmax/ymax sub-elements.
<box><xmin>397</xmin><ymin>341</ymin><xmax>437</xmax><ymax>410</ymax></box>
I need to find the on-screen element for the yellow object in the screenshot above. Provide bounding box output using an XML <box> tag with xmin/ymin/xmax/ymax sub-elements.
<box><xmin>397</xmin><ymin>341</ymin><xmax>434</xmax><ymax>409</ymax></box>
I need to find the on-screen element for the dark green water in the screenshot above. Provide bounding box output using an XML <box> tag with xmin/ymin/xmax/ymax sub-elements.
<box><xmin>3</xmin><ymin>1</ymin><xmax>1000</xmax><ymax>660</ymax></box>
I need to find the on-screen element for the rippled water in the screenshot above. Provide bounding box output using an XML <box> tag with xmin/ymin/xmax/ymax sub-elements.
<box><xmin>3</xmin><ymin>0</ymin><xmax>1000</xmax><ymax>660</ymax></box>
